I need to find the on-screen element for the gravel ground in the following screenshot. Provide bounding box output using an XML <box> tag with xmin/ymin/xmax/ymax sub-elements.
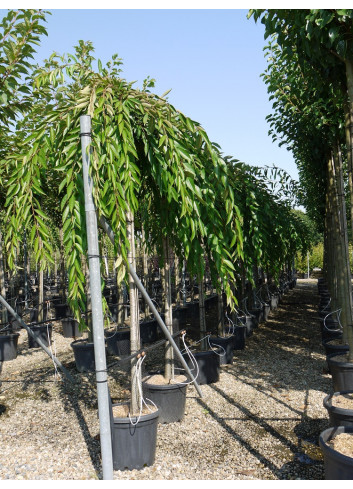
<box><xmin>0</xmin><ymin>279</ymin><xmax>333</xmax><ymax>480</ymax></box>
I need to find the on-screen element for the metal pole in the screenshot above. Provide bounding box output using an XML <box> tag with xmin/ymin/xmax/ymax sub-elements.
<box><xmin>98</xmin><ymin>215</ymin><xmax>203</xmax><ymax>398</ymax></box>
<box><xmin>80</xmin><ymin>115</ymin><xmax>113</xmax><ymax>480</ymax></box>
<box><xmin>0</xmin><ymin>294</ymin><xmax>75</xmax><ymax>383</ymax></box>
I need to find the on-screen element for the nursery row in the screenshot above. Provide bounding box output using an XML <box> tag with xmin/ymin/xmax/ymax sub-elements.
<box><xmin>0</xmin><ymin>262</ymin><xmax>297</xmax><ymax>473</ymax></box>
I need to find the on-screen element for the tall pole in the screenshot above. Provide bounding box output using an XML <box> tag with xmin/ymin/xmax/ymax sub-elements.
<box><xmin>80</xmin><ymin>115</ymin><xmax>113</xmax><ymax>480</ymax></box>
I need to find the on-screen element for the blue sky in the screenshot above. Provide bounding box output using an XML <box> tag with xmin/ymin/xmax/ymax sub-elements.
<box><xmin>3</xmin><ymin>7</ymin><xmax>299</xmax><ymax>180</ymax></box>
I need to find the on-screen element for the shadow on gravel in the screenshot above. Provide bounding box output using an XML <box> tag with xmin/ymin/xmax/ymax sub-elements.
<box><xmin>57</xmin><ymin>377</ymin><xmax>102</xmax><ymax>478</ymax></box>
<box><xmin>278</xmin><ymin>417</ymin><xmax>329</xmax><ymax>480</ymax></box>
<box><xmin>195</xmin><ymin>393</ymin><xmax>282</xmax><ymax>478</ymax></box>
<box><xmin>198</xmin><ymin>381</ymin><xmax>327</xmax><ymax>480</ymax></box>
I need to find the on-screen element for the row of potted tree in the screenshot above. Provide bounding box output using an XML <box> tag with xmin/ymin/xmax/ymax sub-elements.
<box><xmin>0</xmin><ymin>9</ymin><xmax>315</xmax><ymax>477</ymax></box>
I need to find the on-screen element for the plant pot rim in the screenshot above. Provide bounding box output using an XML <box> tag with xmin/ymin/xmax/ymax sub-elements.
<box><xmin>210</xmin><ymin>334</ymin><xmax>234</xmax><ymax>340</ymax></box>
<box><xmin>320</xmin><ymin>426</ymin><xmax>353</xmax><ymax>463</ymax></box>
<box><xmin>324</xmin><ymin>391</ymin><xmax>353</xmax><ymax>413</ymax></box>
<box><xmin>328</xmin><ymin>353</ymin><xmax>353</xmax><ymax>367</ymax></box>
<box><xmin>112</xmin><ymin>402</ymin><xmax>159</xmax><ymax>423</ymax></box>
<box><xmin>29</xmin><ymin>323</ymin><xmax>53</xmax><ymax>329</ymax></box>
<box><xmin>0</xmin><ymin>332</ymin><xmax>20</xmax><ymax>338</ymax></box>
<box><xmin>323</xmin><ymin>337</ymin><xmax>347</xmax><ymax>346</ymax></box>
<box><xmin>104</xmin><ymin>327</ymin><xmax>130</xmax><ymax>336</ymax></box>
<box><xmin>70</xmin><ymin>338</ymin><xmax>93</xmax><ymax>348</ymax></box>
<box><xmin>184</xmin><ymin>348</ymin><xmax>222</xmax><ymax>357</ymax></box>
<box><xmin>142</xmin><ymin>373</ymin><xmax>188</xmax><ymax>390</ymax></box>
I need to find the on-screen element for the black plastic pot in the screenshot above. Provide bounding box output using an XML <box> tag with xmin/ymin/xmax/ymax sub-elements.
<box><xmin>186</xmin><ymin>301</ymin><xmax>199</xmax><ymax>319</ymax></box>
<box><xmin>321</xmin><ymin>320</ymin><xmax>342</xmax><ymax>342</ymax></box>
<box><xmin>270</xmin><ymin>294</ymin><xmax>278</xmax><ymax>310</ymax></box>
<box><xmin>233</xmin><ymin>325</ymin><xmax>246</xmax><ymax>350</ymax></box>
<box><xmin>263</xmin><ymin>303</ymin><xmax>270</xmax><ymax>321</ymax></box>
<box><xmin>0</xmin><ymin>333</ymin><xmax>20</xmax><ymax>361</ymax></box>
<box><xmin>142</xmin><ymin>375</ymin><xmax>187</xmax><ymax>423</ymax></box>
<box><xmin>225</xmin><ymin>324</ymin><xmax>246</xmax><ymax>350</ymax></box>
<box><xmin>105</xmin><ymin>329</ymin><xmax>130</xmax><ymax>356</ymax></box>
<box><xmin>320</xmin><ymin>426</ymin><xmax>353</xmax><ymax>479</ymax></box>
<box><xmin>182</xmin><ymin>349</ymin><xmax>220</xmax><ymax>385</ymax></box>
<box><xmin>140</xmin><ymin>319</ymin><xmax>159</xmax><ymax>344</ymax></box>
<box><xmin>173</xmin><ymin>306</ymin><xmax>188</xmax><ymax>325</ymax></box>
<box><xmin>53</xmin><ymin>303</ymin><xmax>71</xmax><ymax>320</ymax></box>
<box><xmin>322</xmin><ymin>338</ymin><xmax>348</xmax><ymax>357</ymax></box>
<box><xmin>319</xmin><ymin>308</ymin><xmax>331</xmax><ymax>319</ymax></box>
<box><xmin>71</xmin><ymin>339</ymin><xmax>95</xmax><ymax>373</ymax></box>
<box><xmin>209</xmin><ymin>336</ymin><xmax>234</xmax><ymax>365</ymax></box>
<box><xmin>204</xmin><ymin>294</ymin><xmax>218</xmax><ymax>311</ymax></box>
<box><xmin>61</xmin><ymin>317</ymin><xmax>82</xmax><ymax>338</ymax></box>
<box><xmin>27</xmin><ymin>324</ymin><xmax>52</xmax><ymax>348</ymax></box>
<box><xmin>328</xmin><ymin>353</ymin><xmax>353</xmax><ymax>392</ymax></box>
<box><xmin>326</xmin><ymin>351</ymin><xmax>345</xmax><ymax>375</ymax></box>
<box><xmin>324</xmin><ymin>391</ymin><xmax>353</xmax><ymax>427</ymax></box>
<box><xmin>111</xmin><ymin>403</ymin><xmax>159</xmax><ymax>470</ymax></box>
<box><xmin>249</xmin><ymin>308</ymin><xmax>262</xmax><ymax>325</ymax></box>
<box><xmin>239</xmin><ymin>315</ymin><xmax>254</xmax><ymax>337</ymax></box>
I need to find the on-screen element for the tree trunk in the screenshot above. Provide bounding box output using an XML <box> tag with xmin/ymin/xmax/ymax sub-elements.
<box><xmin>141</xmin><ymin>226</ymin><xmax>150</xmax><ymax>319</ymax></box>
<box><xmin>59</xmin><ymin>227</ymin><xmax>66</xmax><ymax>301</ymax></box>
<box><xmin>163</xmin><ymin>237</ymin><xmax>174</xmax><ymax>381</ymax></box>
<box><xmin>329</xmin><ymin>147</ymin><xmax>353</xmax><ymax>359</ymax></box>
<box><xmin>344</xmin><ymin>101</ymin><xmax>353</xmax><ymax>248</ymax></box>
<box><xmin>174</xmin><ymin>254</ymin><xmax>180</xmax><ymax>307</ymax></box>
<box><xmin>37</xmin><ymin>237</ymin><xmax>44</xmax><ymax>323</ymax></box>
<box><xmin>127</xmin><ymin>209</ymin><xmax>141</xmax><ymax>414</ymax></box>
<box><xmin>182</xmin><ymin>259</ymin><xmax>187</xmax><ymax>306</ymax></box>
<box><xmin>199</xmin><ymin>274</ymin><xmax>207</xmax><ymax>350</ymax></box>
<box><xmin>0</xmin><ymin>231</ymin><xmax>8</xmax><ymax>324</ymax></box>
<box><xmin>217</xmin><ymin>291</ymin><xmax>224</xmax><ymax>336</ymax></box>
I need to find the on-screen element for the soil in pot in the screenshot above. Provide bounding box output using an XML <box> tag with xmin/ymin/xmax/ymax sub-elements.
<box><xmin>324</xmin><ymin>391</ymin><xmax>353</xmax><ymax>427</ymax></box>
<box><xmin>111</xmin><ymin>402</ymin><xmax>159</xmax><ymax>471</ymax></box>
<box><xmin>142</xmin><ymin>373</ymin><xmax>187</xmax><ymax>424</ymax></box>
<box><xmin>323</xmin><ymin>337</ymin><xmax>348</xmax><ymax>357</ymax></box>
<box><xmin>330</xmin><ymin>432</ymin><xmax>353</xmax><ymax>457</ymax></box>
<box><xmin>320</xmin><ymin>427</ymin><xmax>353</xmax><ymax>479</ymax></box>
